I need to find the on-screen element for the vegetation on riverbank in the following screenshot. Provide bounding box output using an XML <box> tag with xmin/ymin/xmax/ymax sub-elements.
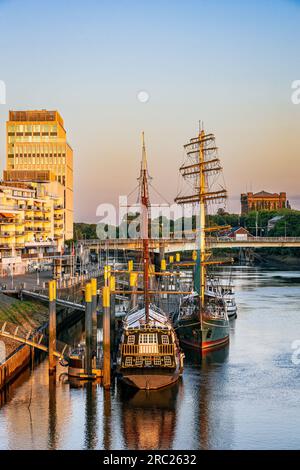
<box><xmin>0</xmin><ymin>294</ymin><xmax>48</xmax><ymax>358</ymax></box>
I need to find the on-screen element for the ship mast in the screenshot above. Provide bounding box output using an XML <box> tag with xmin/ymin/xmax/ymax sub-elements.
<box><xmin>199</xmin><ymin>129</ymin><xmax>206</xmax><ymax>307</ymax></box>
<box><xmin>175</xmin><ymin>125</ymin><xmax>227</xmax><ymax>313</ymax></box>
<box><xmin>139</xmin><ymin>132</ymin><xmax>150</xmax><ymax>324</ymax></box>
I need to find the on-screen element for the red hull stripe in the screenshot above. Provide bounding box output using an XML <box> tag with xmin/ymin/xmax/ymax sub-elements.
<box><xmin>181</xmin><ymin>335</ymin><xmax>229</xmax><ymax>351</ymax></box>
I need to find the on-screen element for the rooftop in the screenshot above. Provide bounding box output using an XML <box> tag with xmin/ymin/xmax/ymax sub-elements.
<box><xmin>8</xmin><ymin>110</ymin><xmax>64</xmax><ymax>127</ymax></box>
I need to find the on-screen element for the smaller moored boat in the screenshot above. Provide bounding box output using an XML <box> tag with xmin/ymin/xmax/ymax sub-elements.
<box><xmin>65</xmin><ymin>342</ymin><xmax>102</xmax><ymax>379</ymax></box>
<box><xmin>206</xmin><ymin>277</ymin><xmax>237</xmax><ymax>318</ymax></box>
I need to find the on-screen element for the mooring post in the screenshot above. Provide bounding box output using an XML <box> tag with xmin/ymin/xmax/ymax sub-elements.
<box><xmin>160</xmin><ymin>259</ymin><xmax>166</xmax><ymax>309</ymax></box>
<box><xmin>109</xmin><ymin>275</ymin><xmax>116</xmax><ymax>354</ymax></box>
<box><xmin>159</xmin><ymin>244</ymin><xmax>165</xmax><ymax>263</ymax></box>
<box><xmin>104</xmin><ymin>265</ymin><xmax>110</xmax><ymax>285</ymax></box>
<box><xmin>85</xmin><ymin>282</ymin><xmax>93</xmax><ymax>377</ymax></box>
<box><xmin>130</xmin><ymin>272</ymin><xmax>138</xmax><ymax>308</ymax></box>
<box><xmin>128</xmin><ymin>260</ymin><xmax>133</xmax><ymax>273</ymax></box>
<box><xmin>175</xmin><ymin>252</ymin><xmax>181</xmax><ymax>291</ymax></box>
<box><xmin>49</xmin><ymin>280</ymin><xmax>57</xmax><ymax>375</ymax></box>
<box><xmin>103</xmin><ymin>285</ymin><xmax>111</xmax><ymax>389</ymax></box>
<box><xmin>91</xmin><ymin>278</ymin><xmax>98</xmax><ymax>361</ymax></box>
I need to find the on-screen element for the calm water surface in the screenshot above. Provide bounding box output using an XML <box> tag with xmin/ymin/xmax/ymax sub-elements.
<box><xmin>0</xmin><ymin>266</ymin><xmax>300</xmax><ymax>450</ymax></box>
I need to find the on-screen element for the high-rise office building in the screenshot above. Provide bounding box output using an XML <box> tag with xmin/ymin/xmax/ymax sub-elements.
<box><xmin>5</xmin><ymin>110</ymin><xmax>73</xmax><ymax>240</ymax></box>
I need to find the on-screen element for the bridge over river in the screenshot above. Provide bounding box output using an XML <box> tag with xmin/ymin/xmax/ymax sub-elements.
<box><xmin>78</xmin><ymin>236</ymin><xmax>300</xmax><ymax>253</ymax></box>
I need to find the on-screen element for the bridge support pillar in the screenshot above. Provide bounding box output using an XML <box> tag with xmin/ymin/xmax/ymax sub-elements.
<box><xmin>85</xmin><ymin>283</ymin><xmax>93</xmax><ymax>377</ymax></box>
<box><xmin>103</xmin><ymin>286</ymin><xmax>111</xmax><ymax>389</ymax></box>
<box><xmin>49</xmin><ymin>280</ymin><xmax>57</xmax><ymax>376</ymax></box>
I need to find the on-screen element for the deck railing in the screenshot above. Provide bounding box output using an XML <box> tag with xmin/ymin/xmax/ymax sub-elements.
<box><xmin>122</xmin><ymin>343</ymin><xmax>174</xmax><ymax>356</ymax></box>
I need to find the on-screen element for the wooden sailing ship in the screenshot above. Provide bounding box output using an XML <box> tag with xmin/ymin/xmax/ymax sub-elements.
<box><xmin>174</xmin><ymin>126</ymin><xmax>230</xmax><ymax>351</ymax></box>
<box><xmin>116</xmin><ymin>133</ymin><xmax>184</xmax><ymax>390</ymax></box>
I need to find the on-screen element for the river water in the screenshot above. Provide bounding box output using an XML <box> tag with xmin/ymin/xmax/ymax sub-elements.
<box><xmin>0</xmin><ymin>266</ymin><xmax>300</xmax><ymax>450</ymax></box>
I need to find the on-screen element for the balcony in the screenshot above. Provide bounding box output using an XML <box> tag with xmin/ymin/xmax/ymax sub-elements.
<box><xmin>0</xmin><ymin>232</ymin><xmax>15</xmax><ymax>238</ymax></box>
<box><xmin>122</xmin><ymin>344</ymin><xmax>174</xmax><ymax>356</ymax></box>
<box><xmin>54</xmin><ymin>214</ymin><xmax>63</xmax><ymax>220</ymax></box>
<box><xmin>0</xmin><ymin>218</ymin><xmax>16</xmax><ymax>224</ymax></box>
<box><xmin>0</xmin><ymin>244</ymin><xmax>11</xmax><ymax>249</ymax></box>
<box><xmin>24</xmin><ymin>240</ymin><xmax>56</xmax><ymax>247</ymax></box>
<box><xmin>0</xmin><ymin>204</ymin><xmax>19</xmax><ymax>211</ymax></box>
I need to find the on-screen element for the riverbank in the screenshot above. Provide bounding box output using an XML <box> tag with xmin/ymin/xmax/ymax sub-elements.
<box><xmin>0</xmin><ymin>293</ymin><xmax>48</xmax><ymax>359</ymax></box>
<box><xmin>0</xmin><ymin>288</ymin><xmax>86</xmax><ymax>390</ymax></box>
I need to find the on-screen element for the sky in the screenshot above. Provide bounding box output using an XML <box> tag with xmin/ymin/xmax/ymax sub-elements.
<box><xmin>0</xmin><ymin>0</ymin><xmax>299</xmax><ymax>222</ymax></box>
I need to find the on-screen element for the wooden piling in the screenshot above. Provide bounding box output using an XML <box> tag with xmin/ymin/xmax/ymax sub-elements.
<box><xmin>109</xmin><ymin>276</ymin><xmax>116</xmax><ymax>354</ymax></box>
<box><xmin>128</xmin><ymin>260</ymin><xmax>133</xmax><ymax>272</ymax></box>
<box><xmin>103</xmin><ymin>286</ymin><xmax>111</xmax><ymax>389</ymax></box>
<box><xmin>85</xmin><ymin>282</ymin><xmax>93</xmax><ymax>377</ymax></box>
<box><xmin>130</xmin><ymin>272</ymin><xmax>138</xmax><ymax>308</ymax></box>
<box><xmin>91</xmin><ymin>278</ymin><xmax>98</xmax><ymax>358</ymax></box>
<box><xmin>49</xmin><ymin>280</ymin><xmax>57</xmax><ymax>375</ymax></box>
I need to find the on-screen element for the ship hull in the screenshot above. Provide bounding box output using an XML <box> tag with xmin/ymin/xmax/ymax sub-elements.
<box><xmin>119</xmin><ymin>368</ymin><xmax>181</xmax><ymax>390</ymax></box>
<box><xmin>176</xmin><ymin>317</ymin><xmax>230</xmax><ymax>352</ymax></box>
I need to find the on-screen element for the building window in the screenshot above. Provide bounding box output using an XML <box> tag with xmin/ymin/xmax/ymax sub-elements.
<box><xmin>127</xmin><ymin>335</ymin><xmax>135</xmax><ymax>344</ymax></box>
<box><xmin>135</xmin><ymin>356</ymin><xmax>143</xmax><ymax>366</ymax></box>
<box><xmin>139</xmin><ymin>333</ymin><xmax>157</xmax><ymax>344</ymax></box>
<box><xmin>164</xmin><ymin>356</ymin><xmax>172</xmax><ymax>366</ymax></box>
<box><xmin>125</xmin><ymin>357</ymin><xmax>132</xmax><ymax>367</ymax></box>
<box><xmin>154</xmin><ymin>357</ymin><xmax>161</xmax><ymax>366</ymax></box>
<box><xmin>145</xmin><ymin>357</ymin><xmax>152</xmax><ymax>366</ymax></box>
<box><xmin>161</xmin><ymin>335</ymin><xmax>169</xmax><ymax>344</ymax></box>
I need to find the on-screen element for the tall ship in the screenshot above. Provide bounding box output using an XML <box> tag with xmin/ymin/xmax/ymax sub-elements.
<box><xmin>174</xmin><ymin>126</ymin><xmax>230</xmax><ymax>351</ymax></box>
<box><xmin>117</xmin><ymin>134</ymin><xmax>184</xmax><ymax>389</ymax></box>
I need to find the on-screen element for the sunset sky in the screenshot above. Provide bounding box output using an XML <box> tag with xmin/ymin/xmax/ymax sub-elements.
<box><xmin>0</xmin><ymin>0</ymin><xmax>299</xmax><ymax>222</ymax></box>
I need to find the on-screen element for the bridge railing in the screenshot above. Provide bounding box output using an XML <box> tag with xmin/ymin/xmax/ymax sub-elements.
<box><xmin>211</xmin><ymin>236</ymin><xmax>300</xmax><ymax>243</ymax></box>
<box><xmin>78</xmin><ymin>236</ymin><xmax>300</xmax><ymax>246</ymax></box>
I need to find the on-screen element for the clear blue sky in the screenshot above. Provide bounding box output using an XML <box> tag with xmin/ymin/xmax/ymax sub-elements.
<box><xmin>0</xmin><ymin>0</ymin><xmax>299</xmax><ymax>221</ymax></box>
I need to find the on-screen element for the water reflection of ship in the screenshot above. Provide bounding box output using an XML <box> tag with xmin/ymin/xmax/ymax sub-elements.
<box><xmin>184</xmin><ymin>343</ymin><xmax>229</xmax><ymax>367</ymax></box>
<box><xmin>185</xmin><ymin>345</ymin><xmax>234</xmax><ymax>450</ymax></box>
<box><xmin>120</xmin><ymin>383</ymin><xmax>180</xmax><ymax>450</ymax></box>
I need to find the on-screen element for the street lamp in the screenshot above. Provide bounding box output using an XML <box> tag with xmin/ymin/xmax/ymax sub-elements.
<box><xmin>285</xmin><ymin>221</ymin><xmax>287</xmax><ymax>239</ymax></box>
<box><xmin>36</xmin><ymin>266</ymin><xmax>40</xmax><ymax>286</ymax></box>
<box><xmin>8</xmin><ymin>263</ymin><xmax>13</xmax><ymax>290</ymax></box>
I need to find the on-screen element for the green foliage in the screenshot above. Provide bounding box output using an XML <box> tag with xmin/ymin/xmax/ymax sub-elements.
<box><xmin>73</xmin><ymin>208</ymin><xmax>300</xmax><ymax>241</ymax></box>
<box><xmin>242</xmin><ymin>209</ymin><xmax>300</xmax><ymax>237</ymax></box>
<box><xmin>73</xmin><ymin>223</ymin><xmax>97</xmax><ymax>240</ymax></box>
